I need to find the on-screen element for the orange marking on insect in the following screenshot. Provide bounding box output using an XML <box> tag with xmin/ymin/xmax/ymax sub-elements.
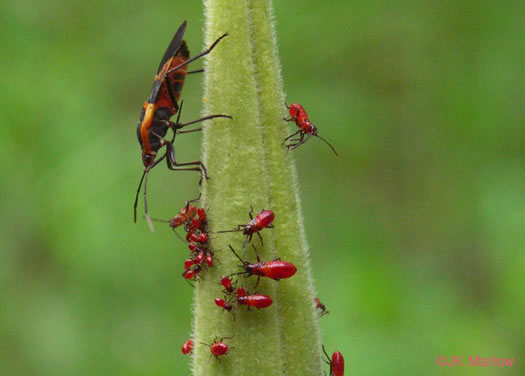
<box><xmin>140</xmin><ymin>102</ymin><xmax>156</xmax><ymax>153</ymax></box>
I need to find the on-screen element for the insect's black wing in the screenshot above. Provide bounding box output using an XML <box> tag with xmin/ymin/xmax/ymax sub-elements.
<box><xmin>157</xmin><ymin>20</ymin><xmax>187</xmax><ymax>73</ymax></box>
<box><xmin>146</xmin><ymin>21</ymin><xmax>187</xmax><ymax>104</ymax></box>
<box><xmin>147</xmin><ymin>79</ymin><xmax>164</xmax><ymax>104</ymax></box>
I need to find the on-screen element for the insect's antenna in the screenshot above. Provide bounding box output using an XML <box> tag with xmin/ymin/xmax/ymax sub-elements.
<box><xmin>251</xmin><ymin>244</ymin><xmax>260</xmax><ymax>261</ymax></box>
<box><xmin>149</xmin><ymin>217</ymin><xmax>171</xmax><ymax>223</ymax></box>
<box><xmin>134</xmin><ymin>170</ymin><xmax>147</xmax><ymax>223</ymax></box>
<box><xmin>315</xmin><ymin>135</ymin><xmax>339</xmax><ymax>156</ymax></box>
<box><xmin>228</xmin><ymin>245</ymin><xmax>245</xmax><ymax>263</ymax></box>
<box><xmin>173</xmin><ymin>229</ymin><xmax>186</xmax><ymax>243</ymax></box>
<box><xmin>143</xmin><ymin>169</ymin><xmax>155</xmax><ymax>232</ymax></box>
<box><xmin>226</xmin><ymin>271</ymin><xmax>245</xmax><ymax>277</ymax></box>
<box><xmin>215</xmin><ymin>228</ymin><xmax>242</xmax><ymax>234</ymax></box>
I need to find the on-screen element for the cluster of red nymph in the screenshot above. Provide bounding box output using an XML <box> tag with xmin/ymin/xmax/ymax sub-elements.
<box><xmin>133</xmin><ymin>19</ymin><xmax>344</xmax><ymax>374</ymax></box>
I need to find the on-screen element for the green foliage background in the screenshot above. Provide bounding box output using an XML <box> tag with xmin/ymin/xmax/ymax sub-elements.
<box><xmin>1</xmin><ymin>0</ymin><xmax>524</xmax><ymax>375</ymax></box>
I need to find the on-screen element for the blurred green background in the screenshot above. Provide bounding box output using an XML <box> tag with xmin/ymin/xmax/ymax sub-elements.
<box><xmin>1</xmin><ymin>0</ymin><xmax>524</xmax><ymax>375</ymax></box>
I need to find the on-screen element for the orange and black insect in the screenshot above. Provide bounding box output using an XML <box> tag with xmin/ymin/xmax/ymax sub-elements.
<box><xmin>283</xmin><ymin>102</ymin><xmax>338</xmax><ymax>155</ymax></box>
<box><xmin>134</xmin><ymin>21</ymin><xmax>231</xmax><ymax>231</ymax></box>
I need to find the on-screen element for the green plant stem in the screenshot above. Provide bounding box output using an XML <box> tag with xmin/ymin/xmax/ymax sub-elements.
<box><xmin>191</xmin><ymin>1</ymin><xmax>323</xmax><ymax>375</ymax></box>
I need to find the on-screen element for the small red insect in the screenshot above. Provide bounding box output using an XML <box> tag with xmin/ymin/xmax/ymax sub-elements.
<box><xmin>170</xmin><ymin>203</ymin><xmax>198</xmax><ymax>229</ymax></box>
<box><xmin>314</xmin><ymin>297</ymin><xmax>330</xmax><ymax>318</ymax></box>
<box><xmin>190</xmin><ymin>217</ymin><xmax>200</xmax><ymax>231</ymax></box>
<box><xmin>195</xmin><ymin>250</ymin><xmax>206</xmax><ymax>264</ymax></box>
<box><xmin>184</xmin><ymin>258</ymin><xmax>195</xmax><ymax>269</ymax></box>
<box><xmin>148</xmin><ymin>198</ymin><xmax>200</xmax><ymax>241</ymax></box>
<box><xmin>323</xmin><ymin>346</ymin><xmax>344</xmax><ymax>376</ymax></box>
<box><xmin>181</xmin><ymin>338</ymin><xmax>194</xmax><ymax>355</ymax></box>
<box><xmin>217</xmin><ymin>208</ymin><xmax>275</xmax><ymax>255</ymax></box>
<box><xmin>220</xmin><ymin>276</ymin><xmax>234</xmax><ymax>293</ymax></box>
<box><xmin>201</xmin><ymin>336</ymin><xmax>234</xmax><ymax>361</ymax></box>
<box><xmin>238</xmin><ymin>293</ymin><xmax>273</xmax><ymax>309</ymax></box>
<box><xmin>214</xmin><ymin>295</ymin><xmax>236</xmax><ymax>320</ymax></box>
<box><xmin>283</xmin><ymin>102</ymin><xmax>338</xmax><ymax>156</ymax></box>
<box><xmin>214</xmin><ymin>298</ymin><xmax>233</xmax><ymax>312</ymax></box>
<box><xmin>228</xmin><ymin>245</ymin><xmax>297</xmax><ymax>288</ymax></box>
<box><xmin>197</xmin><ymin>207</ymin><xmax>207</xmax><ymax>225</ymax></box>
<box><xmin>187</xmin><ymin>232</ymin><xmax>207</xmax><ymax>244</ymax></box>
<box><xmin>235</xmin><ymin>285</ymin><xmax>273</xmax><ymax>309</ymax></box>
<box><xmin>205</xmin><ymin>253</ymin><xmax>214</xmax><ymax>267</ymax></box>
<box><xmin>188</xmin><ymin>243</ymin><xmax>198</xmax><ymax>252</ymax></box>
<box><xmin>182</xmin><ymin>264</ymin><xmax>202</xmax><ymax>280</ymax></box>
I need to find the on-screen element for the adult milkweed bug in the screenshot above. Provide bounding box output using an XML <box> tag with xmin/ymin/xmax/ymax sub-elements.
<box><xmin>283</xmin><ymin>102</ymin><xmax>338</xmax><ymax>156</ymax></box>
<box><xmin>322</xmin><ymin>345</ymin><xmax>345</xmax><ymax>376</ymax></box>
<box><xmin>181</xmin><ymin>338</ymin><xmax>194</xmax><ymax>354</ymax></box>
<box><xmin>314</xmin><ymin>296</ymin><xmax>330</xmax><ymax>318</ymax></box>
<box><xmin>134</xmin><ymin>20</ymin><xmax>232</xmax><ymax>231</ymax></box>
<box><xmin>227</xmin><ymin>245</ymin><xmax>297</xmax><ymax>288</ymax></box>
<box><xmin>200</xmin><ymin>336</ymin><xmax>234</xmax><ymax>361</ymax></box>
<box><xmin>216</xmin><ymin>208</ymin><xmax>275</xmax><ymax>256</ymax></box>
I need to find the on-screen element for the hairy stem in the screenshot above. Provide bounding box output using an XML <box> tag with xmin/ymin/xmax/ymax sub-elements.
<box><xmin>191</xmin><ymin>1</ymin><xmax>323</xmax><ymax>375</ymax></box>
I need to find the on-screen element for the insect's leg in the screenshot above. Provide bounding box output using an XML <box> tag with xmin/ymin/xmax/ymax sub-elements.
<box><xmin>248</xmin><ymin>206</ymin><xmax>254</xmax><ymax>220</ymax></box>
<box><xmin>288</xmin><ymin>134</ymin><xmax>312</xmax><ymax>151</ymax></box>
<box><xmin>165</xmin><ymin>141</ymin><xmax>209</xmax><ymax>179</ymax></box>
<box><xmin>283</xmin><ymin>117</ymin><xmax>293</xmax><ymax>122</ymax></box>
<box><xmin>322</xmin><ymin>345</ymin><xmax>332</xmax><ymax>365</ymax></box>
<box><xmin>256</xmin><ymin>232</ymin><xmax>264</xmax><ymax>247</ymax></box>
<box><xmin>252</xmin><ymin>244</ymin><xmax>260</xmax><ymax>262</ymax></box>
<box><xmin>187</xmin><ymin>69</ymin><xmax>204</xmax><ymax>74</ymax></box>
<box><xmin>172</xmin><ymin>113</ymin><xmax>232</xmax><ymax>131</ymax></box>
<box><xmin>288</xmin><ymin>133</ymin><xmax>304</xmax><ymax>143</ymax></box>
<box><xmin>176</xmin><ymin>127</ymin><xmax>202</xmax><ymax>135</ymax></box>
<box><xmin>287</xmin><ymin>132</ymin><xmax>307</xmax><ymax>149</ymax></box>
<box><xmin>282</xmin><ymin>130</ymin><xmax>301</xmax><ymax>145</ymax></box>
<box><xmin>188</xmin><ymin>192</ymin><xmax>202</xmax><ymax>204</ymax></box>
<box><xmin>166</xmin><ymin>33</ymin><xmax>229</xmax><ymax>75</ymax></box>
